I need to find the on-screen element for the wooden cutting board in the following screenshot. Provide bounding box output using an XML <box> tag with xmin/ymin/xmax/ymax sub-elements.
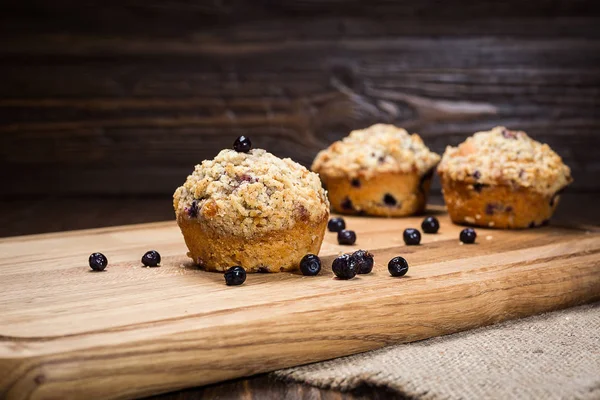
<box><xmin>1</xmin><ymin>208</ymin><xmax>599</xmax><ymax>400</ymax></box>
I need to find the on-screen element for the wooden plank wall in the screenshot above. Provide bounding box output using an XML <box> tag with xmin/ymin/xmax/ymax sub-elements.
<box><xmin>1</xmin><ymin>0</ymin><xmax>599</xmax><ymax>196</ymax></box>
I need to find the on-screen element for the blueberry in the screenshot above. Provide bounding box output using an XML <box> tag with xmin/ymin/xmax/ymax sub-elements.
<box><xmin>233</xmin><ymin>136</ymin><xmax>252</xmax><ymax>153</ymax></box>
<box><xmin>332</xmin><ymin>254</ymin><xmax>358</xmax><ymax>279</ymax></box>
<box><xmin>300</xmin><ymin>254</ymin><xmax>321</xmax><ymax>276</ymax></box>
<box><xmin>352</xmin><ymin>249</ymin><xmax>374</xmax><ymax>274</ymax></box>
<box><xmin>473</xmin><ymin>183</ymin><xmax>487</xmax><ymax>193</ymax></box>
<box><xmin>337</xmin><ymin>229</ymin><xmax>357</xmax><ymax>245</ymax></box>
<box><xmin>383</xmin><ymin>194</ymin><xmax>397</xmax><ymax>206</ymax></box>
<box><xmin>388</xmin><ymin>256</ymin><xmax>409</xmax><ymax>277</ymax></box>
<box><xmin>460</xmin><ymin>228</ymin><xmax>477</xmax><ymax>244</ymax></box>
<box><xmin>502</xmin><ymin>129</ymin><xmax>518</xmax><ymax>139</ymax></box>
<box><xmin>187</xmin><ymin>201</ymin><xmax>198</xmax><ymax>218</ymax></box>
<box><xmin>403</xmin><ymin>228</ymin><xmax>421</xmax><ymax>245</ymax></box>
<box><xmin>89</xmin><ymin>252</ymin><xmax>108</xmax><ymax>271</ymax></box>
<box><xmin>327</xmin><ymin>217</ymin><xmax>346</xmax><ymax>232</ymax></box>
<box><xmin>351</xmin><ymin>178</ymin><xmax>361</xmax><ymax>188</ymax></box>
<box><xmin>421</xmin><ymin>216</ymin><xmax>440</xmax><ymax>234</ymax></box>
<box><xmin>341</xmin><ymin>197</ymin><xmax>354</xmax><ymax>211</ymax></box>
<box><xmin>141</xmin><ymin>250</ymin><xmax>161</xmax><ymax>267</ymax></box>
<box><xmin>224</xmin><ymin>266</ymin><xmax>247</xmax><ymax>286</ymax></box>
<box><xmin>485</xmin><ymin>203</ymin><xmax>497</xmax><ymax>215</ymax></box>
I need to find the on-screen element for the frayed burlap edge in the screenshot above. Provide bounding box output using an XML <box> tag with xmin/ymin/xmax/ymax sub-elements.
<box><xmin>272</xmin><ymin>303</ymin><xmax>600</xmax><ymax>400</ymax></box>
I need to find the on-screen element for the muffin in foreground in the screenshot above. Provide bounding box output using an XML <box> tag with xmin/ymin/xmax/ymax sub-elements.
<box><xmin>437</xmin><ymin>126</ymin><xmax>572</xmax><ymax>229</ymax></box>
<box><xmin>173</xmin><ymin>147</ymin><xmax>330</xmax><ymax>272</ymax></box>
<box><xmin>311</xmin><ymin>124</ymin><xmax>440</xmax><ymax>217</ymax></box>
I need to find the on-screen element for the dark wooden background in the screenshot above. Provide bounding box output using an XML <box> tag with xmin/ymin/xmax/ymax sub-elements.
<box><xmin>1</xmin><ymin>0</ymin><xmax>599</xmax><ymax>198</ymax></box>
<box><xmin>1</xmin><ymin>2</ymin><xmax>599</xmax><ymax>397</ymax></box>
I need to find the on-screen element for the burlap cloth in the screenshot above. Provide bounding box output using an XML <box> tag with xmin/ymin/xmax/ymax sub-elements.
<box><xmin>273</xmin><ymin>303</ymin><xmax>600</xmax><ymax>399</ymax></box>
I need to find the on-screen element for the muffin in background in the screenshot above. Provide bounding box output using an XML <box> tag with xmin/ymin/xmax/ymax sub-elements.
<box><xmin>311</xmin><ymin>124</ymin><xmax>440</xmax><ymax>217</ymax></box>
<box><xmin>437</xmin><ymin>126</ymin><xmax>572</xmax><ymax>229</ymax></box>
<box><xmin>173</xmin><ymin>148</ymin><xmax>330</xmax><ymax>272</ymax></box>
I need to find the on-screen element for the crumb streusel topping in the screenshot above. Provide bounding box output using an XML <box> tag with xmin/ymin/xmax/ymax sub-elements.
<box><xmin>173</xmin><ymin>149</ymin><xmax>329</xmax><ymax>237</ymax></box>
<box><xmin>437</xmin><ymin>126</ymin><xmax>572</xmax><ymax>195</ymax></box>
<box><xmin>311</xmin><ymin>124</ymin><xmax>441</xmax><ymax>179</ymax></box>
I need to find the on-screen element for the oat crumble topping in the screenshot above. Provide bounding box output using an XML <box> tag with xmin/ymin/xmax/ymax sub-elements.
<box><xmin>438</xmin><ymin>126</ymin><xmax>572</xmax><ymax>195</ymax></box>
<box><xmin>311</xmin><ymin>124</ymin><xmax>441</xmax><ymax>179</ymax></box>
<box><xmin>174</xmin><ymin>149</ymin><xmax>329</xmax><ymax>237</ymax></box>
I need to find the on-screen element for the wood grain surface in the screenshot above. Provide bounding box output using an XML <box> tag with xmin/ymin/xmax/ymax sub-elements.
<box><xmin>1</xmin><ymin>209</ymin><xmax>599</xmax><ymax>400</ymax></box>
<box><xmin>1</xmin><ymin>0</ymin><xmax>599</xmax><ymax>195</ymax></box>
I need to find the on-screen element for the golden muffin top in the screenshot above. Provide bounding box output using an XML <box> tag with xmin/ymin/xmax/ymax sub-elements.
<box><xmin>174</xmin><ymin>148</ymin><xmax>329</xmax><ymax>237</ymax></box>
<box><xmin>311</xmin><ymin>124</ymin><xmax>441</xmax><ymax>179</ymax></box>
<box><xmin>437</xmin><ymin>126</ymin><xmax>572</xmax><ymax>195</ymax></box>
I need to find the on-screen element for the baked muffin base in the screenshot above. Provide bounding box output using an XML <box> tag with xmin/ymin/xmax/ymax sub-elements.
<box><xmin>324</xmin><ymin>171</ymin><xmax>433</xmax><ymax>217</ymax></box>
<box><xmin>440</xmin><ymin>176</ymin><xmax>561</xmax><ymax>229</ymax></box>
<box><xmin>177</xmin><ymin>215</ymin><xmax>328</xmax><ymax>272</ymax></box>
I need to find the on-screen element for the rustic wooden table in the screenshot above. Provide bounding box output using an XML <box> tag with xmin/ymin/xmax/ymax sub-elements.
<box><xmin>1</xmin><ymin>193</ymin><xmax>597</xmax><ymax>400</ymax></box>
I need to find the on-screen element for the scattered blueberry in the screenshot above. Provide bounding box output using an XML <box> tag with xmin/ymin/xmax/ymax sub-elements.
<box><xmin>338</xmin><ymin>229</ymin><xmax>357</xmax><ymax>245</ymax></box>
<box><xmin>224</xmin><ymin>266</ymin><xmax>247</xmax><ymax>286</ymax></box>
<box><xmin>460</xmin><ymin>228</ymin><xmax>477</xmax><ymax>244</ymax></box>
<box><xmin>383</xmin><ymin>194</ymin><xmax>397</xmax><ymax>207</ymax></box>
<box><xmin>352</xmin><ymin>250</ymin><xmax>374</xmax><ymax>274</ymax></box>
<box><xmin>403</xmin><ymin>228</ymin><xmax>421</xmax><ymax>245</ymax></box>
<box><xmin>388</xmin><ymin>256</ymin><xmax>409</xmax><ymax>277</ymax></box>
<box><xmin>233</xmin><ymin>136</ymin><xmax>252</xmax><ymax>153</ymax></box>
<box><xmin>421</xmin><ymin>216</ymin><xmax>440</xmax><ymax>234</ymax></box>
<box><xmin>328</xmin><ymin>217</ymin><xmax>346</xmax><ymax>232</ymax></box>
<box><xmin>89</xmin><ymin>252</ymin><xmax>108</xmax><ymax>271</ymax></box>
<box><xmin>332</xmin><ymin>254</ymin><xmax>358</xmax><ymax>280</ymax></box>
<box><xmin>141</xmin><ymin>250</ymin><xmax>161</xmax><ymax>267</ymax></box>
<box><xmin>351</xmin><ymin>178</ymin><xmax>361</xmax><ymax>188</ymax></box>
<box><xmin>300</xmin><ymin>254</ymin><xmax>321</xmax><ymax>276</ymax></box>
<box><xmin>473</xmin><ymin>170</ymin><xmax>481</xmax><ymax>179</ymax></box>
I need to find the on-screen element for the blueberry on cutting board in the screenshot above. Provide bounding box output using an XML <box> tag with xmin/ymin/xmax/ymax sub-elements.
<box><xmin>224</xmin><ymin>266</ymin><xmax>247</xmax><ymax>286</ymax></box>
<box><xmin>300</xmin><ymin>254</ymin><xmax>321</xmax><ymax>276</ymax></box>
<box><xmin>388</xmin><ymin>256</ymin><xmax>409</xmax><ymax>277</ymax></box>
<box><xmin>89</xmin><ymin>252</ymin><xmax>108</xmax><ymax>271</ymax></box>
<box><xmin>332</xmin><ymin>254</ymin><xmax>358</xmax><ymax>279</ymax></box>
<box><xmin>338</xmin><ymin>230</ymin><xmax>357</xmax><ymax>245</ymax></box>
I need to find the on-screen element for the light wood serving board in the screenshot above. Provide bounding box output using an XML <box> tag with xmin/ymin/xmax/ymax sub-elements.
<box><xmin>1</xmin><ymin>208</ymin><xmax>599</xmax><ymax>400</ymax></box>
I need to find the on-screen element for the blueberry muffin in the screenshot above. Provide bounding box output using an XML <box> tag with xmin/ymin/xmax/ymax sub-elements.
<box><xmin>437</xmin><ymin>126</ymin><xmax>572</xmax><ymax>229</ymax></box>
<box><xmin>173</xmin><ymin>147</ymin><xmax>330</xmax><ymax>272</ymax></box>
<box><xmin>311</xmin><ymin>124</ymin><xmax>440</xmax><ymax>217</ymax></box>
